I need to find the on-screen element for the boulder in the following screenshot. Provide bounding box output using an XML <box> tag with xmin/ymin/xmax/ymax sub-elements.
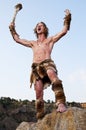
<box><xmin>16</xmin><ymin>107</ymin><xmax>86</xmax><ymax>130</ymax></box>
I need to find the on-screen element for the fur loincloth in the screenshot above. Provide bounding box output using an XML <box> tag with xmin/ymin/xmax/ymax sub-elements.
<box><xmin>30</xmin><ymin>59</ymin><xmax>57</xmax><ymax>89</ymax></box>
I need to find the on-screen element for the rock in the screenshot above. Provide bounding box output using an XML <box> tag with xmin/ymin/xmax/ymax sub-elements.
<box><xmin>16</xmin><ymin>122</ymin><xmax>31</xmax><ymax>130</ymax></box>
<box><xmin>16</xmin><ymin>107</ymin><xmax>86</xmax><ymax>130</ymax></box>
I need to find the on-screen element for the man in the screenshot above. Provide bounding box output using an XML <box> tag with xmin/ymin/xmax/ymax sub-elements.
<box><xmin>9</xmin><ymin>9</ymin><xmax>71</xmax><ymax>119</ymax></box>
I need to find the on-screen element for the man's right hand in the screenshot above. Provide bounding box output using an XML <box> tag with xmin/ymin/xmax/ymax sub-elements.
<box><xmin>64</xmin><ymin>9</ymin><xmax>71</xmax><ymax>30</ymax></box>
<box><xmin>64</xmin><ymin>9</ymin><xmax>71</xmax><ymax>16</ymax></box>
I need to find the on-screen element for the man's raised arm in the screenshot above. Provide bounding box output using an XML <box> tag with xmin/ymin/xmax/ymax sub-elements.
<box><xmin>9</xmin><ymin>22</ymin><xmax>32</xmax><ymax>47</ymax></box>
<box><xmin>52</xmin><ymin>9</ymin><xmax>71</xmax><ymax>43</ymax></box>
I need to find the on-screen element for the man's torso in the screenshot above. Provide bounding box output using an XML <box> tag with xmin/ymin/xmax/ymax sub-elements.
<box><xmin>31</xmin><ymin>37</ymin><xmax>54</xmax><ymax>63</ymax></box>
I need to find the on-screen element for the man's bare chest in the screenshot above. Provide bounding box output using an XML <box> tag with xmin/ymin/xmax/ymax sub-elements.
<box><xmin>34</xmin><ymin>42</ymin><xmax>49</xmax><ymax>50</ymax></box>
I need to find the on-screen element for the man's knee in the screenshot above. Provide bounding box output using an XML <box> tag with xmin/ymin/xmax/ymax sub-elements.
<box><xmin>47</xmin><ymin>69</ymin><xmax>57</xmax><ymax>81</ymax></box>
<box><xmin>47</xmin><ymin>69</ymin><xmax>53</xmax><ymax>75</ymax></box>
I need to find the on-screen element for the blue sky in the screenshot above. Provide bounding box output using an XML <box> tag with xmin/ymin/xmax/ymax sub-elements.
<box><xmin>0</xmin><ymin>0</ymin><xmax>86</xmax><ymax>102</ymax></box>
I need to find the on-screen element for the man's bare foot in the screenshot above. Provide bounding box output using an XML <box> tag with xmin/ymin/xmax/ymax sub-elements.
<box><xmin>56</xmin><ymin>103</ymin><xmax>67</xmax><ymax>113</ymax></box>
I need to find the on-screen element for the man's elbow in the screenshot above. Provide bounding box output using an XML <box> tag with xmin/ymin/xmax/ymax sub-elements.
<box><xmin>14</xmin><ymin>35</ymin><xmax>20</xmax><ymax>43</ymax></box>
<box><xmin>62</xmin><ymin>29</ymin><xmax>68</xmax><ymax>36</ymax></box>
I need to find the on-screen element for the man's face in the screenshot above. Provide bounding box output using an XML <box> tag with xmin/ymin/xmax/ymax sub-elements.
<box><xmin>36</xmin><ymin>23</ymin><xmax>45</xmax><ymax>34</ymax></box>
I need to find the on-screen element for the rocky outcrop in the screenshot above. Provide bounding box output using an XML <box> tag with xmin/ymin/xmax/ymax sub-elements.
<box><xmin>0</xmin><ymin>97</ymin><xmax>85</xmax><ymax>130</ymax></box>
<box><xmin>16</xmin><ymin>107</ymin><xmax>86</xmax><ymax>130</ymax></box>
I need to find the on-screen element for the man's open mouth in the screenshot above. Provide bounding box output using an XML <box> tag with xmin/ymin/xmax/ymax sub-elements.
<box><xmin>38</xmin><ymin>27</ymin><xmax>41</xmax><ymax>31</ymax></box>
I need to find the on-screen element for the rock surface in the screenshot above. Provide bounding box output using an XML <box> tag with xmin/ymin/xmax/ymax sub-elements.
<box><xmin>16</xmin><ymin>107</ymin><xmax>86</xmax><ymax>130</ymax></box>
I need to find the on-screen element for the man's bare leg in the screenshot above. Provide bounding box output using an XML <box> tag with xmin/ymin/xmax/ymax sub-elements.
<box><xmin>47</xmin><ymin>69</ymin><xmax>67</xmax><ymax>112</ymax></box>
<box><xmin>35</xmin><ymin>80</ymin><xmax>44</xmax><ymax>119</ymax></box>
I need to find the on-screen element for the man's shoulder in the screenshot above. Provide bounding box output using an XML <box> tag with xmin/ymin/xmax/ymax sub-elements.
<box><xmin>29</xmin><ymin>40</ymin><xmax>38</xmax><ymax>47</ymax></box>
<box><xmin>46</xmin><ymin>36</ymin><xmax>53</xmax><ymax>43</ymax></box>
<box><xmin>30</xmin><ymin>40</ymin><xmax>37</xmax><ymax>44</ymax></box>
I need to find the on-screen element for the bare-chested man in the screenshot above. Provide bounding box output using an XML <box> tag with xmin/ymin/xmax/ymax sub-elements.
<box><xmin>9</xmin><ymin>9</ymin><xmax>71</xmax><ymax>119</ymax></box>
